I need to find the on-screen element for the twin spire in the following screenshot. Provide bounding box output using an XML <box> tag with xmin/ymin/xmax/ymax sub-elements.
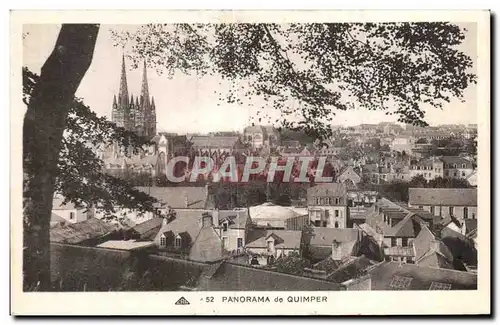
<box><xmin>117</xmin><ymin>54</ymin><xmax>151</xmax><ymax>108</ymax></box>
<box><xmin>112</xmin><ymin>54</ymin><xmax>157</xmax><ymax>137</ymax></box>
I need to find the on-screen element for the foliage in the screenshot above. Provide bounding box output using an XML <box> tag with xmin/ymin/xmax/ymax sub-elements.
<box><xmin>23</xmin><ymin>68</ymin><xmax>158</xmax><ymax>217</ymax></box>
<box><xmin>112</xmin><ymin>23</ymin><xmax>476</xmax><ymax>141</ymax></box>
<box><xmin>272</xmin><ymin>252</ymin><xmax>312</xmax><ymax>276</ymax></box>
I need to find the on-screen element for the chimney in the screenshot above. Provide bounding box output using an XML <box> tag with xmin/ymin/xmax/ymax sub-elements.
<box><xmin>331</xmin><ymin>239</ymin><xmax>343</xmax><ymax>261</ymax></box>
<box><xmin>201</xmin><ymin>212</ymin><xmax>213</xmax><ymax>228</ymax></box>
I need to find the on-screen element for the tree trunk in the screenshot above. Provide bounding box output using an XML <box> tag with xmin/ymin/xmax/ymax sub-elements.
<box><xmin>23</xmin><ymin>24</ymin><xmax>100</xmax><ymax>291</ymax></box>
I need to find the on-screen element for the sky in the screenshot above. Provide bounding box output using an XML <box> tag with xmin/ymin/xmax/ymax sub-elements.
<box><xmin>23</xmin><ymin>23</ymin><xmax>478</xmax><ymax>134</ymax></box>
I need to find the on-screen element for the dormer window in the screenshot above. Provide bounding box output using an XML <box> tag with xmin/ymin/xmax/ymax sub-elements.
<box><xmin>223</xmin><ymin>222</ymin><xmax>228</xmax><ymax>232</ymax></box>
<box><xmin>174</xmin><ymin>235</ymin><xmax>182</xmax><ymax>248</ymax></box>
<box><xmin>160</xmin><ymin>234</ymin><xmax>166</xmax><ymax>247</ymax></box>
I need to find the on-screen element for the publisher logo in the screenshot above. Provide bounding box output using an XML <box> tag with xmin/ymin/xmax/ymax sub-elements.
<box><xmin>175</xmin><ymin>297</ymin><xmax>190</xmax><ymax>305</ymax></box>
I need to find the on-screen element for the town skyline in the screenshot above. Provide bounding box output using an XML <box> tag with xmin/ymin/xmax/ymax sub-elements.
<box><xmin>23</xmin><ymin>23</ymin><xmax>478</xmax><ymax>134</ymax></box>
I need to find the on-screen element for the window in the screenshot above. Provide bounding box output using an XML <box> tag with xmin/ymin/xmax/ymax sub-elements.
<box><xmin>419</xmin><ymin>206</ymin><xmax>423</xmax><ymax>209</ymax></box>
<box><xmin>430</xmin><ymin>206</ymin><xmax>435</xmax><ymax>214</ymax></box>
<box><xmin>237</xmin><ymin>238</ymin><xmax>243</xmax><ymax>248</ymax></box>
<box><xmin>335</xmin><ymin>210</ymin><xmax>339</xmax><ymax>218</ymax></box>
<box><xmin>464</xmin><ymin>207</ymin><xmax>468</xmax><ymax>219</ymax></box>
<box><xmin>69</xmin><ymin>212</ymin><xmax>75</xmax><ymax>220</ymax></box>
<box><xmin>314</xmin><ymin>220</ymin><xmax>321</xmax><ymax>227</ymax></box>
<box><xmin>402</xmin><ymin>238</ymin><xmax>408</xmax><ymax>246</ymax></box>
<box><xmin>462</xmin><ymin>164</ymin><xmax>466</xmax><ymax>169</ymax></box>
<box><xmin>449</xmin><ymin>206</ymin><xmax>454</xmax><ymax>216</ymax></box>
<box><xmin>223</xmin><ymin>222</ymin><xmax>228</xmax><ymax>232</ymax></box>
<box><xmin>174</xmin><ymin>236</ymin><xmax>182</xmax><ymax>248</ymax></box>
<box><xmin>335</xmin><ymin>198</ymin><xmax>340</xmax><ymax>205</ymax></box>
<box><xmin>454</xmin><ymin>172</ymin><xmax>457</xmax><ymax>177</ymax></box>
<box><xmin>334</xmin><ymin>221</ymin><xmax>339</xmax><ymax>228</ymax></box>
<box><xmin>391</xmin><ymin>238</ymin><xmax>397</xmax><ymax>247</ymax></box>
<box><xmin>429</xmin><ymin>282</ymin><xmax>452</xmax><ymax>290</ymax></box>
<box><xmin>462</xmin><ymin>172</ymin><xmax>466</xmax><ymax>177</ymax></box>
<box><xmin>389</xmin><ymin>276</ymin><xmax>413</xmax><ymax>290</ymax></box>
<box><xmin>453</xmin><ymin>164</ymin><xmax>457</xmax><ymax>168</ymax></box>
<box><xmin>160</xmin><ymin>236</ymin><xmax>166</xmax><ymax>247</ymax></box>
<box><xmin>472</xmin><ymin>212</ymin><xmax>476</xmax><ymax>220</ymax></box>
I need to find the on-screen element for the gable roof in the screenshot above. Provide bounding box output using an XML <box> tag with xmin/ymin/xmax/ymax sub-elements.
<box><xmin>189</xmin><ymin>226</ymin><xmax>223</xmax><ymax>263</ymax></box>
<box><xmin>130</xmin><ymin>217</ymin><xmax>164</xmax><ymax>241</ymax></box>
<box><xmin>50</xmin><ymin>218</ymin><xmax>120</xmax><ymax>245</ymax></box>
<box><xmin>440</xmin><ymin>156</ymin><xmax>474</xmax><ymax>168</ymax></box>
<box><xmin>246</xmin><ymin>230</ymin><xmax>302</xmax><ymax>249</ymax></box>
<box><xmin>384</xmin><ymin>213</ymin><xmax>422</xmax><ymax>238</ymax></box>
<box><xmin>307</xmin><ymin>183</ymin><xmax>347</xmax><ymax>198</ymax></box>
<box><xmin>308</xmin><ymin>228</ymin><xmax>361</xmax><ymax>246</ymax></box>
<box><xmin>217</xmin><ymin>209</ymin><xmax>250</xmax><ymax>229</ymax></box>
<box><xmin>154</xmin><ymin>209</ymin><xmax>212</xmax><ymax>245</ymax></box>
<box><xmin>347</xmin><ymin>261</ymin><xmax>477</xmax><ymax>290</ymax></box>
<box><xmin>135</xmin><ymin>186</ymin><xmax>209</xmax><ymax>209</ymax></box>
<box><xmin>409</xmin><ymin>188</ymin><xmax>477</xmax><ymax>206</ymax></box>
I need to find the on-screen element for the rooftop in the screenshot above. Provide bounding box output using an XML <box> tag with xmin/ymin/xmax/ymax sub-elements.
<box><xmin>345</xmin><ymin>261</ymin><xmax>477</xmax><ymax>290</ymax></box>
<box><xmin>409</xmin><ymin>188</ymin><xmax>477</xmax><ymax>206</ymax></box>
<box><xmin>307</xmin><ymin>183</ymin><xmax>347</xmax><ymax>198</ymax></box>
<box><xmin>135</xmin><ymin>186</ymin><xmax>209</xmax><ymax>209</ymax></box>
<box><xmin>50</xmin><ymin>218</ymin><xmax>120</xmax><ymax>245</ymax></box>
<box><xmin>97</xmin><ymin>240</ymin><xmax>155</xmax><ymax>251</ymax></box>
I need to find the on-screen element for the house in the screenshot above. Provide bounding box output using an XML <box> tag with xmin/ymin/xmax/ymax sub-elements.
<box><xmin>51</xmin><ymin>195</ymin><xmax>94</xmax><ymax>225</ymax></box>
<box><xmin>391</xmin><ymin>136</ymin><xmax>414</xmax><ymax>154</ymax></box>
<box><xmin>440</xmin><ymin>156</ymin><xmax>475</xmax><ymax>179</ymax></box>
<box><xmin>307</xmin><ymin>183</ymin><xmax>348</xmax><ymax>229</ymax></box>
<box><xmin>336</xmin><ymin>166</ymin><xmax>361</xmax><ymax>187</ymax></box>
<box><xmin>383</xmin><ymin>223</ymin><xmax>455</xmax><ymax>269</ymax></box>
<box><xmin>365</xmin><ymin>198</ymin><xmax>436</xmax><ymax>249</ymax></box>
<box><xmin>245</xmin><ymin>230</ymin><xmax>302</xmax><ymax>266</ymax></box>
<box><xmin>154</xmin><ymin>209</ymin><xmax>212</xmax><ymax>254</ymax></box>
<box><xmin>342</xmin><ymin>261</ymin><xmax>477</xmax><ymax>290</ymax></box>
<box><xmin>243</xmin><ymin>125</ymin><xmax>280</xmax><ymax>149</ymax></box>
<box><xmin>248</xmin><ymin>202</ymin><xmax>308</xmax><ymax>230</ymax></box>
<box><xmin>215</xmin><ymin>208</ymin><xmax>251</xmax><ymax>253</ymax></box>
<box><xmin>50</xmin><ymin>218</ymin><xmax>122</xmax><ymax>246</ymax></box>
<box><xmin>304</xmin><ymin>227</ymin><xmax>362</xmax><ymax>262</ymax></box>
<box><xmin>408</xmin><ymin>188</ymin><xmax>477</xmax><ymax>223</ymax></box>
<box><xmin>409</xmin><ymin>157</ymin><xmax>444</xmax><ymax>181</ymax></box>
<box><xmin>189</xmin><ymin>213</ymin><xmax>225</xmax><ymax>263</ymax></box>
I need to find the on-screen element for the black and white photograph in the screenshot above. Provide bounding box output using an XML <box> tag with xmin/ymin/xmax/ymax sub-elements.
<box><xmin>11</xmin><ymin>10</ymin><xmax>490</xmax><ymax>315</ymax></box>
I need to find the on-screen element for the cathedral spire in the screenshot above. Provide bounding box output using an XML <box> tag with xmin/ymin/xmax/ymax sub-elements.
<box><xmin>140</xmin><ymin>60</ymin><xmax>150</xmax><ymax>107</ymax></box>
<box><xmin>118</xmin><ymin>54</ymin><xmax>129</xmax><ymax>109</ymax></box>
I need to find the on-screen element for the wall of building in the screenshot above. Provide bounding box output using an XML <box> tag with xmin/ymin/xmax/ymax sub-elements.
<box><xmin>408</xmin><ymin>204</ymin><xmax>477</xmax><ymax>222</ymax></box>
<box><xmin>308</xmin><ymin>206</ymin><xmax>348</xmax><ymax>228</ymax></box>
<box><xmin>54</xmin><ymin>208</ymin><xmax>90</xmax><ymax>224</ymax></box>
<box><xmin>218</xmin><ymin>227</ymin><xmax>246</xmax><ymax>252</ymax></box>
<box><xmin>285</xmin><ymin>215</ymin><xmax>309</xmax><ymax>231</ymax></box>
<box><xmin>50</xmin><ymin>243</ymin><xmax>203</xmax><ymax>291</ymax></box>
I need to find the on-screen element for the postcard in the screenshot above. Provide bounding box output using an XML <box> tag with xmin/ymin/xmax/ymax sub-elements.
<box><xmin>11</xmin><ymin>9</ymin><xmax>490</xmax><ymax>315</ymax></box>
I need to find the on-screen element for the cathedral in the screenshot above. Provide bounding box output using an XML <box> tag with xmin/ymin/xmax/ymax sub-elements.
<box><xmin>112</xmin><ymin>55</ymin><xmax>157</xmax><ymax>138</ymax></box>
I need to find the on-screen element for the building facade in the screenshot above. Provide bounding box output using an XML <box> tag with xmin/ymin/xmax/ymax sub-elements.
<box><xmin>307</xmin><ymin>183</ymin><xmax>348</xmax><ymax>228</ymax></box>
